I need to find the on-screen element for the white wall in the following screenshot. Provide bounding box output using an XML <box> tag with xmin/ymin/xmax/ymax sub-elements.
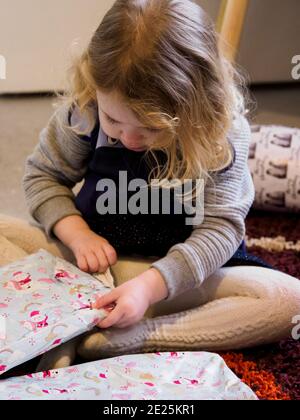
<box><xmin>238</xmin><ymin>0</ymin><xmax>300</xmax><ymax>84</ymax></box>
<box><xmin>198</xmin><ymin>0</ymin><xmax>300</xmax><ymax>84</ymax></box>
<box><xmin>0</xmin><ymin>0</ymin><xmax>115</xmax><ymax>93</ymax></box>
<box><xmin>0</xmin><ymin>0</ymin><xmax>299</xmax><ymax>93</ymax></box>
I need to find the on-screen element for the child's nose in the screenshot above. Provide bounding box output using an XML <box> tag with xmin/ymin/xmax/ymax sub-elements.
<box><xmin>120</xmin><ymin>129</ymin><xmax>144</xmax><ymax>143</ymax></box>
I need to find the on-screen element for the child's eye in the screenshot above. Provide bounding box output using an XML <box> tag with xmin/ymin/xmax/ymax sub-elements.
<box><xmin>106</xmin><ymin>114</ymin><xmax>161</xmax><ymax>133</ymax></box>
<box><xmin>145</xmin><ymin>127</ymin><xmax>161</xmax><ymax>133</ymax></box>
<box><xmin>106</xmin><ymin>116</ymin><xmax>118</xmax><ymax>125</ymax></box>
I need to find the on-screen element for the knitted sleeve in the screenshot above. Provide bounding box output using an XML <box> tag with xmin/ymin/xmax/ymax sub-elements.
<box><xmin>150</xmin><ymin>113</ymin><xmax>255</xmax><ymax>301</ymax></box>
<box><xmin>22</xmin><ymin>104</ymin><xmax>93</xmax><ymax>238</ymax></box>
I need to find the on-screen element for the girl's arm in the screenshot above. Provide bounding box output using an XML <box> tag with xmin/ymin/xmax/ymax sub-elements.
<box><xmin>22</xmin><ymin>104</ymin><xmax>93</xmax><ymax>239</ymax></box>
<box><xmin>150</xmin><ymin>113</ymin><xmax>254</xmax><ymax>301</ymax></box>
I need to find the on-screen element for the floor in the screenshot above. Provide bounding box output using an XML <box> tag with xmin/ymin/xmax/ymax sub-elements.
<box><xmin>0</xmin><ymin>83</ymin><xmax>299</xmax><ymax>220</ymax></box>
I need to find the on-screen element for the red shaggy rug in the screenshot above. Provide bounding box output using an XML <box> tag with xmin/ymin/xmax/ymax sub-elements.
<box><xmin>218</xmin><ymin>209</ymin><xmax>300</xmax><ymax>400</ymax></box>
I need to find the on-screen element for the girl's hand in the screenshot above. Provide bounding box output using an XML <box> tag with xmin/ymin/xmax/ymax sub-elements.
<box><xmin>93</xmin><ymin>268</ymin><xmax>169</xmax><ymax>329</ymax></box>
<box><xmin>68</xmin><ymin>228</ymin><xmax>118</xmax><ymax>274</ymax></box>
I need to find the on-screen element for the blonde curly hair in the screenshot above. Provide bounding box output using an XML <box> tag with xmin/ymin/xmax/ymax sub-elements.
<box><xmin>55</xmin><ymin>0</ymin><xmax>250</xmax><ymax>201</ymax></box>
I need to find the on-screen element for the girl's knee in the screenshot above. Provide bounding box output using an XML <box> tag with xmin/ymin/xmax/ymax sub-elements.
<box><xmin>273</xmin><ymin>269</ymin><xmax>300</xmax><ymax>315</ymax></box>
<box><xmin>213</xmin><ymin>265</ymin><xmax>300</xmax><ymax>300</ymax></box>
<box><xmin>245</xmin><ymin>266</ymin><xmax>300</xmax><ymax>318</ymax></box>
<box><xmin>207</xmin><ymin>266</ymin><xmax>300</xmax><ymax>342</ymax></box>
<box><xmin>260</xmin><ymin>268</ymin><xmax>300</xmax><ymax>341</ymax></box>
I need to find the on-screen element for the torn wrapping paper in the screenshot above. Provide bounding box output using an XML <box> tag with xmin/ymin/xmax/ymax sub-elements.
<box><xmin>0</xmin><ymin>249</ymin><xmax>114</xmax><ymax>375</ymax></box>
<box><xmin>0</xmin><ymin>351</ymin><xmax>258</xmax><ymax>400</ymax></box>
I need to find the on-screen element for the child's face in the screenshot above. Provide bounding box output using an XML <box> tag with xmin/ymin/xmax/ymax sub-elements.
<box><xmin>96</xmin><ymin>90</ymin><xmax>162</xmax><ymax>152</ymax></box>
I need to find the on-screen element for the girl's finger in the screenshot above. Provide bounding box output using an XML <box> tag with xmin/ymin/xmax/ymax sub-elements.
<box><xmin>93</xmin><ymin>290</ymin><xmax>117</xmax><ymax>309</ymax></box>
<box><xmin>85</xmin><ymin>251</ymin><xmax>101</xmax><ymax>273</ymax></box>
<box><xmin>94</xmin><ymin>248</ymin><xmax>109</xmax><ymax>273</ymax></box>
<box><xmin>97</xmin><ymin>305</ymin><xmax>125</xmax><ymax>329</ymax></box>
<box><xmin>77</xmin><ymin>254</ymin><xmax>88</xmax><ymax>272</ymax></box>
<box><xmin>103</xmin><ymin>243</ymin><xmax>118</xmax><ymax>266</ymax></box>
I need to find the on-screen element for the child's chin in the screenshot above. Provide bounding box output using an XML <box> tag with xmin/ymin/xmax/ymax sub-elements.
<box><xmin>122</xmin><ymin>143</ymin><xmax>147</xmax><ymax>152</ymax></box>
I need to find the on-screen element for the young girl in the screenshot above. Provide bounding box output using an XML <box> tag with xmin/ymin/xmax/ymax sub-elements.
<box><xmin>1</xmin><ymin>0</ymin><xmax>300</xmax><ymax>370</ymax></box>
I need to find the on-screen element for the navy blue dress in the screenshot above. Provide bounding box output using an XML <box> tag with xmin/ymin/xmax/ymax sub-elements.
<box><xmin>71</xmin><ymin>109</ymin><xmax>271</xmax><ymax>269</ymax></box>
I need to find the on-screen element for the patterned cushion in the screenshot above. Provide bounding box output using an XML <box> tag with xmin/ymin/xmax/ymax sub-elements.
<box><xmin>249</xmin><ymin>124</ymin><xmax>300</xmax><ymax>212</ymax></box>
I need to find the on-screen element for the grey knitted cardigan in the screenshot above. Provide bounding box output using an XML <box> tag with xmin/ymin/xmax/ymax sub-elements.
<box><xmin>22</xmin><ymin>104</ymin><xmax>255</xmax><ymax>301</ymax></box>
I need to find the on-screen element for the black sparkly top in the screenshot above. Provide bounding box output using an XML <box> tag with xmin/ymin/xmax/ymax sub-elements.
<box><xmin>72</xmin><ymin>109</ymin><xmax>271</xmax><ymax>269</ymax></box>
